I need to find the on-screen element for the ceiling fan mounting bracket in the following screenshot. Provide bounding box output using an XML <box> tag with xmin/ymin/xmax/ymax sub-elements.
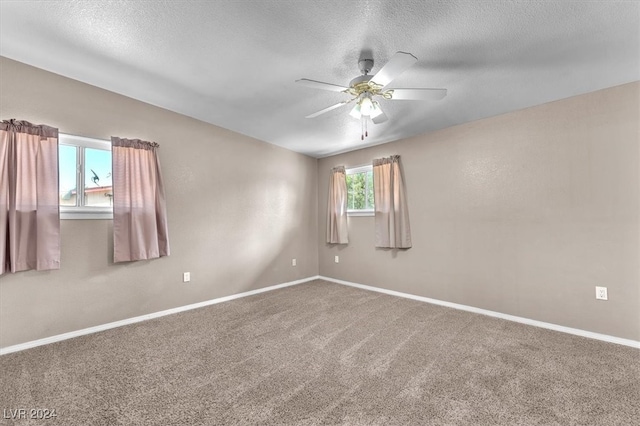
<box><xmin>358</xmin><ymin>58</ymin><xmax>374</xmax><ymax>75</ymax></box>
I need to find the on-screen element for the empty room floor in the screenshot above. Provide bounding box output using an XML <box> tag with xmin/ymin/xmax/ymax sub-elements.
<box><xmin>1</xmin><ymin>280</ymin><xmax>638</xmax><ymax>425</ymax></box>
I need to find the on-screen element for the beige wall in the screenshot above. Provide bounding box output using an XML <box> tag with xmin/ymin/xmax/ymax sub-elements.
<box><xmin>0</xmin><ymin>57</ymin><xmax>319</xmax><ymax>348</ymax></box>
<box><xmin>1</xmin><ymin>55</ymin><xmax>638</xmax><ymax>348</ymax></box>
<box><xmin>318</xmin><ymin>82</ymin><xmax>640</xmax><ymax>341</ymax></box>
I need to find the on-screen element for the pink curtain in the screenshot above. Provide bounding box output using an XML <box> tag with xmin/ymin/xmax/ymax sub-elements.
<box><xmin>0</xmin><ymin>120</ymin><xmax>60</xmax><ymax>275</ymax></box>
<box><xmin>373</xmin><ymin>155</ymin><xmax>412</xmax><ymax>248</ymax></box>
<box><xmin>111</xmin><ymin>137</ymin><xmax>170</xmax><ymax>262</ymax></box>
<box><xmin>326</xmin><ymin>166</ymin><xmax>348</xmax><ymax>244</ymax></box>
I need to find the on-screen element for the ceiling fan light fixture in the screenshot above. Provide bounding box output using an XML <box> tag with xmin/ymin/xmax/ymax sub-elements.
<box><xmin>349</xmin><ymin>103</ymin><xmax>362</xmax><ymax>119</ymax></box>
<box><xmin>360</xmin><ymin>96</ymin><xmax>374</xmax><ymax>116</ymax></box>
<box><xmin>369</xmin><ymin>101</ymin><xmax>383</xmax><ymax>119</ymax></box>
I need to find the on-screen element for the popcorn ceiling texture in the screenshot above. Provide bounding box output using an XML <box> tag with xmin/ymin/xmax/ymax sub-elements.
<box><xmin>0</xmin><ymin>1</ymin><xmax>638</xmax><ymax>156</ymax></box>
<box><xmin>1</xmin><ymin>281</ymin><xmax>638</xmax><ymax>425</ymax></box>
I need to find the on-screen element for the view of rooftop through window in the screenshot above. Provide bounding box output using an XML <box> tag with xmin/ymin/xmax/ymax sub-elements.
<box><xmin>59</xmin><ymin>136</ymin><xmax>112</xmax><ymax>208</ymax></box>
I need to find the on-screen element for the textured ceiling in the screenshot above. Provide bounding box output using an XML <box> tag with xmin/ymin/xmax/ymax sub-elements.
<box><xmin>1</xmin><ymin>1</ymin><xmax>638</xmax><ymax>157</ymax></box>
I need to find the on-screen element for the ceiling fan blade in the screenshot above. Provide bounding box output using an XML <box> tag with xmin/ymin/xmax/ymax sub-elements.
<box><xmin>305</xmin><ymin>99</ymin><xmax>353</xmax><ymax>118</ymax></box>
<box><xmin>370</xmin><ymin>51</ymin><xmax>418</xmax><ymax>89</ymax></box>
<box><xmin>372</xmin><ymin>109</ymin><xmax>388</xmax><ymax>124</ymax></box>
<box><xmin>385</xmin><ymin>88</ymin><xmax>447</xmax><ymax>101</ymax></box>
<box><xmin>296</xmin><ymin>78</ymin><xmax>349</xmax><ymax>92</ymax></box>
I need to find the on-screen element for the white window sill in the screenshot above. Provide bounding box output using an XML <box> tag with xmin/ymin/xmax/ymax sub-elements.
<box><xmin>347</xmin><ymin>210</ymin><xmax>374</xmax><ymax>217</ymax></box>
<box><xmin>60</xmin><ymin>208</ymin><xmax>113</xmax><ymax>220</ymax></box>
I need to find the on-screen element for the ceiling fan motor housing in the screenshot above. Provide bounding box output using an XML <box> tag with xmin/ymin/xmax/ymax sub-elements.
<box><xmin>349</xmin><ymin>74</ymin><xmax>373</xmax><ymax>88</ymax></box>
<box><xmin>348</xmin><ymin>74</ymin><xmax>386</xmax><ymax>99</ymax></box>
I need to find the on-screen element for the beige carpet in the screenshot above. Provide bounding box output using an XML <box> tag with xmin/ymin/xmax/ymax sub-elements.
<box><xmin>1</xmin><ymin>280</ymin><xmax>638</xmax><ymax>425</ymax></box>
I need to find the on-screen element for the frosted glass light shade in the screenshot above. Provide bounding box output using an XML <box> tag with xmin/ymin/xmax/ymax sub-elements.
<box><xmin>369</xmin><ymin>101</ymin><xmax>383</xmax><ymax>118</ymax></box>
<box><xmin>360</xmin><ymin>97</ymin><xmax>374</xmax><ymax>116</ymax></box>
<box><xmin>349</xmin><ymin>103</ymin><xmax>362</xmax><ymax>119</ymax></box>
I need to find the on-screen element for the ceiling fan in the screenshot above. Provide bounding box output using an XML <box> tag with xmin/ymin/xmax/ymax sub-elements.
<box><xmin>296</xmin><ymin>51</ymin><xmax>447</xmax><ymax>139</ymax></box>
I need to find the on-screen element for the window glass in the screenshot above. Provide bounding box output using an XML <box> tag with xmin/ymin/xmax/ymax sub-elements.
<box><xmin>366</xmin><ymin>170</ymin><xmax>374</xmax><ymax>210</ymax></box>
<box><xmin>58</xmin><ymin>134</ymin><xmax>113</xmax><ymax>219</ymax></box>
<box><xmin>84</xmin><ymin>148</ymin><xmax>112</xmax><ymax>207</ymax></box>
<box><xmin>346</xmin><ymin>166</ymin><xmax>374</xmax><ymax>214</ymax></box>
<box><xmin>59</xmin><ymin>144</ymin><xmax>77</xmax><ymax>207</ymax></box>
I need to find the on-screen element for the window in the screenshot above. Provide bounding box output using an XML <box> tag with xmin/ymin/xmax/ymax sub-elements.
<box><xmin>59</xmin><ymin>134</ymin><xmax>113</xmax><ymax>219</ymax></box>
<box><xmin>346</xmin><ymin>165</ymin><xmax>374</xmax><ymax>216</ymax></box>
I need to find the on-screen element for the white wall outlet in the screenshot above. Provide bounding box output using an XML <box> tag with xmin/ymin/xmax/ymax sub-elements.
<box><xmin>292</xmin><ymin>258</ymin><xmax>297</xmax><ymax>267</ymax></box>
<box><xmin>335</xmin><ymin>255</ymin><xmax>339</xmax><ymax>263</ymax></box>
<box><xmin>595</xmin><ymin>286</ymin><xmax>608</xmax><ymax>300</ymax></box>
<box><xmin>183</xmin><ymin>272</ymin><xmax>191</xmax><ymax>283</ymax></box>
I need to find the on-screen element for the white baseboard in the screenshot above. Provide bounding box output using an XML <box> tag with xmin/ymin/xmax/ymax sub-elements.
<box><xmin>5</xmin><ymin>275</ymin><xmax>637</xmax><ymax>355</ymax></box>
<box><xmin>0</xmin><ymin>275</ymin><xmax>321</xmax><ymax>356</ymax></box>
<box><xmin>319</xmin><ymin>276</ymin><xmax>640</xmax><ymax>349</ymax></box>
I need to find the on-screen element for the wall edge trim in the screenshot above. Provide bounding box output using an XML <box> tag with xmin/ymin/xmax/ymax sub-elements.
<box><xmin>0</xmin><ymin>275</ymin><xmax>321</xmax><ymax>355</ymax></box>
<box><xmin>319</xmin><ymin>276</ymin><xmax>640</xmax><ymax>349</ymax></box>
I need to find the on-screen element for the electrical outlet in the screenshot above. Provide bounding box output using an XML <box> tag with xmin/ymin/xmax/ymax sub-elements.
<box><xmin>183</xmin><ymin>272</ymin><xmax>191</xmax><ymax>283</ymax></box>
<box><xmin>335</xmin><ymin>255</ymin><xmax>339</xmax><ymax>263</ymax></box>
<box><xmin>595</xmin><ymin>286</ymin><xmax>608</xmax><ymax>300</ymax></box>
<box><xmin>292</xmin><ymin>258</ymin><xmax>297</xmax><ymax>267</ymax></box>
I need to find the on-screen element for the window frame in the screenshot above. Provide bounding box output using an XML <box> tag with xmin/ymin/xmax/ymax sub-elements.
<box><xmin>346</xmin><ymin>164</ymin><xmax>374</xmax><ymax>217</ymax></box>
<box><xmin>59</xmin><ymin>133</ymin><xmax>113</xmax><ymax>220</ymax></box>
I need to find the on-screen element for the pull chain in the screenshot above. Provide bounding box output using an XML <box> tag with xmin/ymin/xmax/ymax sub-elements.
<box><xmin>360</xmin><ymin>117</ymin><xmax>369</xmax><ymax>141</ymax></box>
